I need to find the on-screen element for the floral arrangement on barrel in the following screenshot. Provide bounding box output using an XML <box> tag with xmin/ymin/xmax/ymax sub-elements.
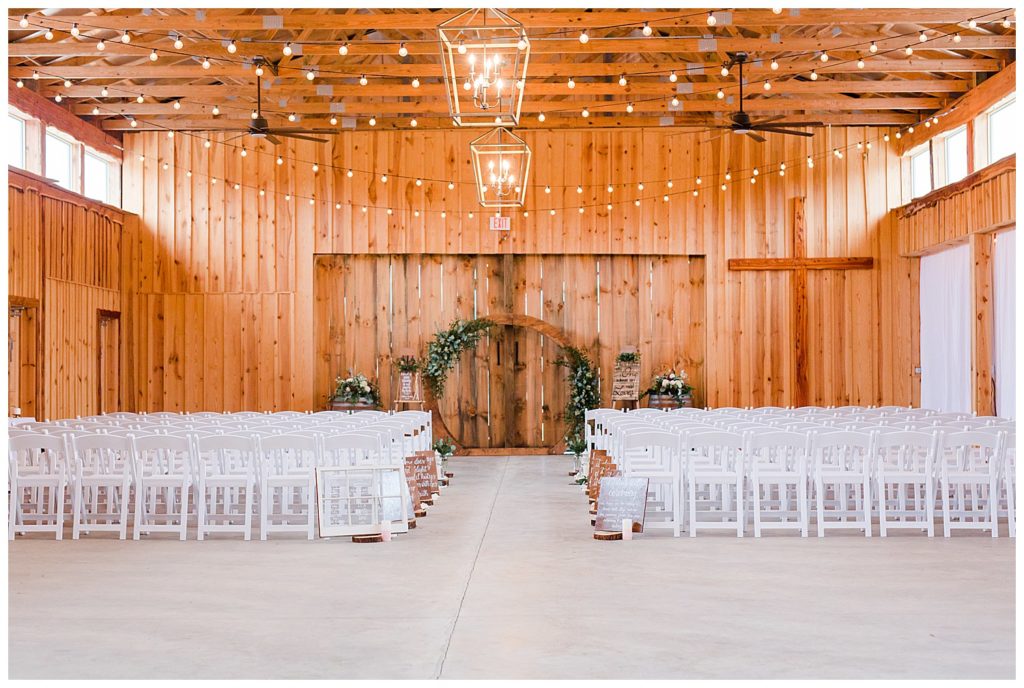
<box><xmin>333</xmin><ymin>372</ymin><xmax>382</xmax><ymax>407</ymax></box>
<box><xmin>643</xmin><ymin>369</ymin><xmax>693</xmax><ymax>407</ymax></box>
<box><xmin>423</xmin><ymin>318</ymin><xmax>494</xmax><ymax>398</ymax></box>
<box><xmin>395</xmin><ymin>355</ymin><xmax>421</xmax><ymax>373</ymax></box>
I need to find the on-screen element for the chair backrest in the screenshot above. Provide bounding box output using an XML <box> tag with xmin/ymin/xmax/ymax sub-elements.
<box><xmin>132</xmin><ymin>433</ymin><xmax>194</xmax><ymax>478</ymax></box>
<box><xmin>259</xmin><ymin>433</ymin><xmax>320</xmax><ymax>475</ymax></box>
<box><xmin>685</xmin><ymin>429</ymin><xmax>746</xmax><ymax>471</ymax></box>
<box><xmin>940</xmin><ymin>429</ymin><xmax>1007</xmax><ymax>477</ymax></box>
<box><xmin>71</xmin><ymin>432</ymin><xmax>136</xmax><ymax>477</ymax></box>
<box><xmin>9</xmin><ymin>433</ymin><xmax>69</xmax><ymax>478</ymax></box>
<box><xmin>321</xmin><ymin>432</ymin><xmax>386</xmax><ymax>466</ymax></box>
<box><xmin>872</xmin><ymin>429</ymin><xmax>939</xmax><ymax>474</ymax></box>
<box><xmin>195</xmin><ymin>434</ymin><xmax>257</xmax><ymax>476</ymax></box>
<box><xmin>811</xmin><ymin>430</ymin><xmax>873</xmax><ymax>474</ymax></box>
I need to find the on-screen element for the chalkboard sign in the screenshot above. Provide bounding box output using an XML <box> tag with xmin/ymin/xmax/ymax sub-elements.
<box><xmin>595</xmin><ymin>476</ymin><xmax>649</xmax><ymax>533</ymax></box>
<box><xmin>397</xmin><ymin>371</ymin><xmax>421</xmax><ymax>402</ymax></box>
<box><xmin>611</xmin><ymin>360</ymin><xmax>641</xmax><ymax>401</ymax></box>
<box><xmin>403</xmin><ymin>461</ymin><xmax>421</xmax><ymax>513</ymax></box>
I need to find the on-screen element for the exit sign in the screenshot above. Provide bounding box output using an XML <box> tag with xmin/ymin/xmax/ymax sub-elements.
<box><xmin>489</xmin><ymin>215</ymin><xmax>511</xmax><ymax>231</ymax></box>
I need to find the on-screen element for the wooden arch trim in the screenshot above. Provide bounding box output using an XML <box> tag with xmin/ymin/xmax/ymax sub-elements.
<box><xmin>425</xmin><ymin>313</ymin><xmax>580</xmax><ymax>455</ymax></box>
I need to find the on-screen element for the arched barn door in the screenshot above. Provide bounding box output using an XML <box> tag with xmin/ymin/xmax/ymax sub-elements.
<box><xmin>314</xmin><ymin>254</ymin><xmax>706</xmax><ymax>451</ymax></box>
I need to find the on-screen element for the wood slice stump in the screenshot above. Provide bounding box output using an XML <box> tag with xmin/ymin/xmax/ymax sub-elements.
<box><xmin>407</xmin><ymin>519</ymin><xmax>417</xmax><ymax>530</ymax></box>
<box><xmin>414</xmin><ymin>509</ymin><xmax>427</xmax><ymax>518</ymax></box>
<box><xmin>352</xmin><ymin>534</ymin><xmax>385</xmax><ymax>543</ymax></box>
<box><xmin>444</xmin><ymin>471</ymin><xmax>454</xmax><ymax>478</ymax></box>
<box><xmin>593</xmin><ymin>531</ymin><xmax>623</xmax><ymax>541</ymax></box>
<box><xmin>439</xmin><ymin>478</ymin><xmax>449</xmax><ymax>487</ymax></box>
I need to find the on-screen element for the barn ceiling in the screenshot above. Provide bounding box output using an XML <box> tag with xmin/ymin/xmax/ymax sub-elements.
<box><xmin>7</xmin><ymin>7</ymin><xmax>1017</xmax><ymax>133</ymax></box>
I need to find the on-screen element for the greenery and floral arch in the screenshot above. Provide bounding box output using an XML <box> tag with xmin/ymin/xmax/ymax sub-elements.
<box><xmin>422</xmin><ymin>316</ymin><xmax>599</xmax><ymax>447</ymax></box>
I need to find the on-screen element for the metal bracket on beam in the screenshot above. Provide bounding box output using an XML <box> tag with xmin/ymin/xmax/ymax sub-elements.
<box><xmin>262</xmin><ymin>15</ymin><xmax>284</xmax><ymax>29</ymax></box>
<box><xmin>675</xmin><ymin>83</ymin><xmax>694</xmax><ymax>94</ymax></box>
<box><xmin>329</xmin><ymin>102</ymin><xmax>346</xmax><ymax>113</ymax></box>
<box><xmin>697</xmin><ymin>38</ymin><xmax>717</xmax><ymax>52</ymax></box>
<box><xmin>659</xmin><ymin>116</ymin><xmax>675</xmax><ymax>127</ymax></box>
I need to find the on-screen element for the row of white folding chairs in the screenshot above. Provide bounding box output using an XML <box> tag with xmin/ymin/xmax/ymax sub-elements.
<box><xmin>9</xmin><ymin>426</ymin><xmax>423</xmax><ymax>542</ymax></box>
<box><xmin>591</xmin><ymin>416</ymin><xmax>1013</xmax><ymax>538</ymax></box>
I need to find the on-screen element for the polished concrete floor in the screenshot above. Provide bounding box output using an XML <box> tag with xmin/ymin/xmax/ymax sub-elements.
<box><xmin>8</xmin><ymin>455</ymin><xmax>1016</xmax><ymax>679</ymax></box>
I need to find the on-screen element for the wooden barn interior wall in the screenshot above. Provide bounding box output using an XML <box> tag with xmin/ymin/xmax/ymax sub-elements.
<box><xmin>117</xmin><ymin>126</ymin><xmax>916</xmax><ymax>414</ymax></box>
<box><xmin>8</xmin><ymin>168</ymin><xmax>128</xmax><ymax>421</ymax></box>
<box><xmin>895</xmin><ymin>153</ymin><xmax>1017</xmax><ymax>415</ymax></box>
<box><xmin>314</xmin><ymin>254</ymin><xmax>706</xmax><ymax>447</ymax></box>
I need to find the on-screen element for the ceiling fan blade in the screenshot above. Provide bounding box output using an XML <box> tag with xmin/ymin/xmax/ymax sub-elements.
<box><xmin>750</xmin><ymin>115</ymin><xmax>788</xmax><ymax>125</ymax></box>
<box><xmin>269</xmin><ymin>127</ymin><xmax>339</xmax><ymax>134</ymax></box>
<box><xmin>273</xmin><ymin>132</ymin><xmax>329</xmax><ymax>143</ymax></box>
<box><xmin>756</xmin><ymin>121</ymin><xmax>824</xmax><ymax>127</ymax></box>
<box><xmin>264</xmin><ymin>133</ymin><xmax>282</xmax><ymax>145</ymax></box>
<box><xmin>744</xmin><ymin>131</ymin><xmax>767</xmax><ymax>143</ymax></box>
<box><xmin>753</xmin><ymin>127</ymin><xmax>816</xmax><ymax>137</ymax></box>
<box><xmin>171</xmin><ymin>128</ymin><xmax>251</xmax><ymax>133</ymax></box>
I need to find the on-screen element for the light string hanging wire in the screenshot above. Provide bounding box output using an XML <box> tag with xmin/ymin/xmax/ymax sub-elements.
<box><xmin>19</xmin><ymin>9</ymin><xmax>1011</xmax><ymax>192</ymax></box>
<box><xmin>91</xmin><ymin>99</ymin><xmax>896</xmax><ymax>219</ymax></box>
<box><xmin>21</xmin><ymin>5</ymin><xmax>999</xmax><ymax>196</ymax></box>
<box><xmin>22</xmin><ymin>9</ymin><xmax>1002</xmax><ymax>192</ymax></box>
<box><xmin>16</xmin><ymin>8</ymin><xmax>1014</xmax><ymax>91</ymax></box>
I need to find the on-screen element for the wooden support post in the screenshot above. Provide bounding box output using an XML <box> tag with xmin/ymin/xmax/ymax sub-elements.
<box><xmin>970</xmin><ymin>232</ymin><xmax>995</xmax><ymax>416</ymax></box>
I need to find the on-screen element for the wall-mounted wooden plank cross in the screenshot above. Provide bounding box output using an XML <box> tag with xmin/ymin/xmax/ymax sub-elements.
<box><xmin>727</xmin><ymin>197</ymin><xmax>874</xmax><ymax>406</ymax></box>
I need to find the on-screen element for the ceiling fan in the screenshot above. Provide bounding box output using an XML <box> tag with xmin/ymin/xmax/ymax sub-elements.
<box><xmin>713</xmin><ymin>52</ymin><xmax>823</xmax><ymax>142</ymax></box>
<box><xmin>177</xmin><ymin>58</ymin><xmax>336</xmax><ymax>145</ymax></box>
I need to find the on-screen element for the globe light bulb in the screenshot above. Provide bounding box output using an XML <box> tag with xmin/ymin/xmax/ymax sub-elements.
<box><xmin>339</xmin><ymin>42</ymin><xmax>349</xmax><ymax>55</ymax></box>
<box><xmin>642</xmin><ymin>22</ymin><xmax>652</xmax><ymax>36</ymax></box>
<box><xmin>283</xmin><ymin>42</ymin><xmax>293</xmax><ymax>56</ymax></box>
<box><xmin>227</xmin><ymin>39</ymin><xmax>237</xmax><ymax>54</ymax></box>
<box><xmin>707</xmin><ymin>12</ymin><xmax>717</xmax><ymax>26</ymax></box>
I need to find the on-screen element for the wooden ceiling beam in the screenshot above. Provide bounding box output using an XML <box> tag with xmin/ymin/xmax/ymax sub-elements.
<box><xmin>98</xmin><ymin>111</ymin><xmax>921</xmax><ymax>131</ymax></box>
<box><xmin>9</xmin><ymin>9</ymin><xmax>1008</xmax><ymax>31</ymax></box>
<box><xmin>79</xmin><ymin>96</ymin><xmax>945</xmax><ymax>117</ymax></box>
<box><xmin>46</xmin><ymin>78</ymin><xmax>971</xmax><ymax>99</ymax></box>
<box><xmin>11</xmin><ymin>58</ymin><xmax>1005</xmax><ymax>80</ymax></box>
<box><xmin>8</xmin><ymin>34</ymin><xmax>1013</xmax><ymax>58</ymax></box>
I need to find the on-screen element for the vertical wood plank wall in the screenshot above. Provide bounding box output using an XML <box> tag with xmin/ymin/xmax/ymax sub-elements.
<box><xmin>313</xmin><ymin>254</ymin><xmax>706</xmax><ymax>446</ymax></box>
<box><xmin>8</xmin><ymin>168</ymin><xmax>126</xmax><ymax>420</ymax></box>
<box><xmin>106</xmin><ymin>126</ymin><xmax>917</xmax><ymax>413</ymax></box>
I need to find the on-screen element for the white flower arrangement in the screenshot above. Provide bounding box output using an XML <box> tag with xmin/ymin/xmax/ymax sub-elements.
<box><xmin>334</xmin><ymin>373</ymin><xmax>381</xmax><ymax>406</ymax></box>
<box><xmin>647</xmin><ymin>369</ymin><xmax>693</xmax><ymax>402</ymax></box>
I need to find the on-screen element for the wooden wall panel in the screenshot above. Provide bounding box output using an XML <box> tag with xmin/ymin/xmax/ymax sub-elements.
<box><xmin>8</xmin><ymin>168</ymin><xmax>126</xmax><ymax>420</ymax></box>
<box><xmin>119</xmin><ymin>126</ymin><xmax>921</xmax><ymax>413</ymax></box>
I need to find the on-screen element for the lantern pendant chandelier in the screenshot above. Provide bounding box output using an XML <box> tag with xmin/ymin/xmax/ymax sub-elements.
<box><xmin>438</xmin><ymin>8</ymin><xmax>530</xmax><ymax>127</ymax></box>
<box><xmin>470</xmin><ymin>127</ymin><xmax>532</xmax><ymax>208</ymax></box>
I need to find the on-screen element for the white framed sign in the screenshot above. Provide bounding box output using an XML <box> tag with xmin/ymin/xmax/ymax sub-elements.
<box><xmin>316</xmin><ymin>465</ymin><xmax>410</xmax><ymax>538</ymax></box>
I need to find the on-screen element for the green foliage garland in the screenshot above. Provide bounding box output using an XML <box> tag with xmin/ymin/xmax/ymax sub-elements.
<box><xmin>555</xmin><ymin>345</ymin><xmax>601</xmax><ymax>446</ymax></box>
<box><xmin>423</xmin><ymin>318</ymin><xmax>494</xmax><ymax>398</ymax></box>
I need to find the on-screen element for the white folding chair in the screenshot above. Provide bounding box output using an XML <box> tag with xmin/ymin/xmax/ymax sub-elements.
<box><xmin>132</xmin><ymin>433</ymin><xmax>194</xmax><ymax>540</ymax></box>
<box><xmin>258</xmin><ymin>433</ymin><xmax>320</xmax><ymax>540</ymax></box>
<box><xmin>70</xmin><ymin>433</ymin><xmax>136</xmax><ymax>540</ymax></box>
<box><xmin>747</xmin><ymin>430</ymin><xmax>811</xmax><ymax>537</ymax></box>
<box><xmin>619</xmin><ymin>429</ymin><xmax>682</xmax><ymax>537</ymax></box>
<box><xmin>873</xmin><ymin>429</ymin><xmax>939</xmax><ymax>537</ymax></box>
<box><xmin>811</xmin><ymin>430</ymin><xmax>873</xmax><ymax>537</ymax></box>
<box><xmin>194</xmin><ymin>434</ymin><xmax>258</xmax><ymax>540</ymax></box>
<box><xmin>685</xmin><ymin>429</ymin><xmax>746</xmax><ymax>537</ymax></box>
<box><xmin>8</xmin><ymin>434</ymin><xmax>69</xmax><ymax>540</ymax></box>
<box><xmin>939</xmin><ymin>430</ymin><xmax>1007</xmax><ymax>538</ymax></box>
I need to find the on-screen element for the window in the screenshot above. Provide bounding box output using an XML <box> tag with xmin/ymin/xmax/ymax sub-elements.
<box><xmin>944</xmin><ymin>126</ymin><xmax>968</xmax><ymax>184</ymax></box>
<box><xmin>84</xmin><ymin>152</ymin><xmax>111</xmax><ymax>204</ymax></box>
<box><xmin>988</xmin><ymin>98</ymin><xmax>1015</xmax><ymax>163</ymax></box>
<box><xmin>8</xmin><ymin>114</ymin><xmax>26</xmax><ymax>169</ymax></box>
<box><xmin>910</xmin><ymin>147</ymin><xmax>932</xmax><ymax>198</ymax></box>
<box><xmin>45</xmin><ymin>131</ymin><xmax>74</xmax><ymax>191</ymax></box>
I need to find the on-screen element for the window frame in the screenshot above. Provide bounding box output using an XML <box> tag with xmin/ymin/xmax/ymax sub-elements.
<box><xmin>82</xmin><ymin>148</ymin><xmax>121</xmax><ymax>206</ymax></box>
<box><xmin>44</xmin><ymin>127</ymin><xmax>80</xmax><ymax>193</ymax></box>
<box><xmin>8</xmin><ymin>112</ymin><xmax>28</xmax><ymax>170</ymax></box>
<box><xmin>986</xmin><ymin>97</ymin><xmax>1015</xmax><ymax>166</ymax></box>
<box><xmin>908</xmin><ymin>144</ymin><xmax>933</xmax><ymax>200</ymax></box>
<box><xmin>940</xmin><ymin>125</ymin><xmax>969</xmax><ymax>187</ymax></box>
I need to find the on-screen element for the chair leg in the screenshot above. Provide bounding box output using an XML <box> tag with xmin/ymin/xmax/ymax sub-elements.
<box><xmin>753</xmin><ymin>477</ymin><xmax>762</xmax><ymax>538</ymax></box>
<box><xmin>688</xmin><ymin>476</ymin><xmax>697</xmax><ymax>538</ymax></box>
<box><xmin>72</xmin><ymin>484</ymin><xmax>82</xmax><ymax>540</ymax></box>
<box><xmin>862</xmin><ymin>475</ymin><xmax>872</xmax><ymax>537</ymax></box>
<box><xmin>990</xmin><ymin>477</ymin><xmax>1000</xmax><ymax>538</ymax></box>
<box><xmin>798</xmin><ymin>479</ymin><xmax>808</xmax><ymax>537</ymax></box>
<box><xmin>736</xmin><ymin>478</ymin><xmax>744</xmax><ymax>538</ymax></box>
<box><xmin>942</xmin><ymin>477</ymin><xmax>952</xmax><ymax>538</ymax></box>
<box><xmin>243</xmin><ymin>481</ymin><xmax>253</xmax><ymax>541</ymax></box>
<box><xmin>133</xmin><ymin>480</ymin><xmax>144</xmax><ymax>540</ymax></box>
<box><xmin>260</xmin><ymin>483</ymin><xmax>269</xmax><ymax>541</ymax></box>
<box><xmin>816</xmin><ymin>477</ymin><xmax>825</xmax><ymax>537</ymax></box>
<box><xmin>197</xmin><ymin>480</ymin><xmax>206</xmax><ymax>541</ymax></box>
<box><xmin>179</xmin><ymin>481</ymin><xmax>190</xmax><ymax>541</ymax></box>
<box><xmin>8</xmin><ymin>481</ymin><xmax>19</xmax><ymax>541</ymax></box>
<box><xmin>877</xmin><ymin>475</ymin><xmax>887</xmax><ymax>537</ymax></box>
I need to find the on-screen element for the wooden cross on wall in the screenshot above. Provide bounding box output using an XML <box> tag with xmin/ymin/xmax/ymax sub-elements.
<box><xmin>727</xmin><ymin>197</ymin><xmax>874</xmax><ymax>407</ymax></box>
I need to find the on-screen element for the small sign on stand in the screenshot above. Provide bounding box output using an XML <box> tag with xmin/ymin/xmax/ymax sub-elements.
<box><xmin>594</xmin><ymin>476</ymin><xmax>649</xmax><ymax>538</ymax></box>
<box><xmin>395</xmin><ymin>370</ymin><xmax>424</xmax><ymax>410</ymax></box>
<box><xmin>611</xmin><ymin>349</ymin><xmax>641</xmax><ymax>409</ymax></box>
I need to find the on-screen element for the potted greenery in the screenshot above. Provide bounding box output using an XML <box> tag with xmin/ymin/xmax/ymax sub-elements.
<box><xmin>643</xmin><ymin>369</ymin><xmax>694</xmax><ymax>409</ymax></box>
<box><xmin>395</xmin><ymin>355</ymin><xmax>420</xmax><ymax>373</ymax></box>
<box><xmin>433</xmin><ymin>437</ymin><xmax>456</xmax><ymax>475</ymax></box>
<box><xmin>331</xmin><ymin>373</ymin><xmax>381</xmax><ymax>409</ymax></box>
<box><xmin>616</xmin><ymin>351</ymin><xmax>641</xmax><ymax>364</ymax></box>
<box><xmin>566</xmin><ymin>435</ymin><xmax>588</xmax><ymax>477</ymax></box>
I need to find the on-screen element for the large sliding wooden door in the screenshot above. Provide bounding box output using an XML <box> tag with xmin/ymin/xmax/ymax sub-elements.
<box><xmin>8</xmin><ymin>301</ymin><xmax>38</xmax><ymax>418</ymax></box>
<box><xmin>97</xmin><ymin>310</ymin><xmax>121</xmax><ymax>414</ymax></box>
<box><xmin>314</xmin><ymin>254</ymin><xmax>706</xmax><ymax>449</ymax></box>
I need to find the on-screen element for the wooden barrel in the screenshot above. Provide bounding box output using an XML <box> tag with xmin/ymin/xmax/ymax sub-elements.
<box><xmin>646</xmin><ymin>393</ymin><xmax>694</xmax><ymax>410</ymax></box>
<box><xmin>328</xmin><ymin>399</ymin><xmax>379</xmax><ymax>411</ymax></box>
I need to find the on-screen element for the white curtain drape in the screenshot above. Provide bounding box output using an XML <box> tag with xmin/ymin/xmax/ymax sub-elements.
<box><xmin>920</xmin><ymin>243</ymin><xmax>972</xmax><ymax>413</ymax></box>
<box><xmin>993</xmin><ymin>229</ymin><xmax>1016</xmax><ymax>418</ymax></box>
